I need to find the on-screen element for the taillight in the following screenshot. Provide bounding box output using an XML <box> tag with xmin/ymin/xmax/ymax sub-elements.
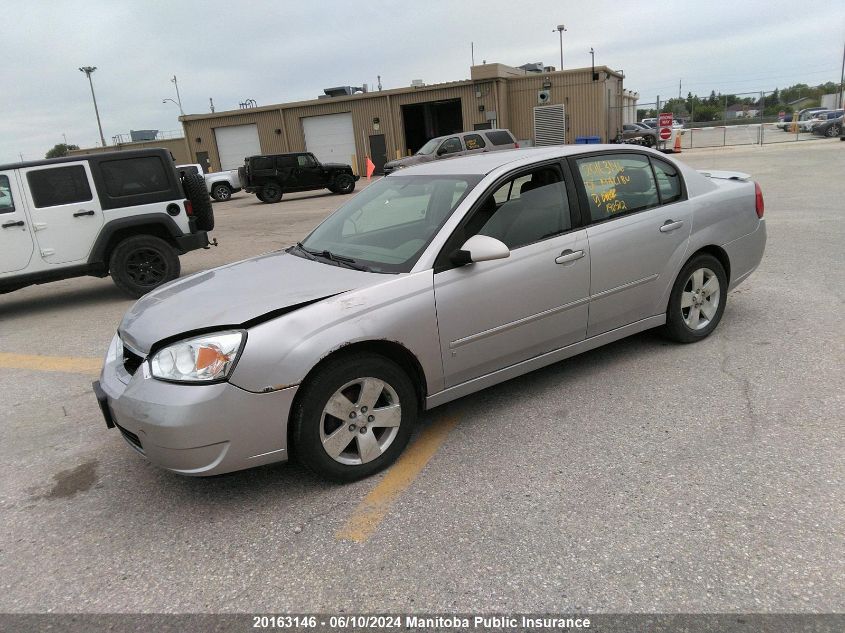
<box><xmin>514</xmin><ymin>142</ymin><xmax>520</xmax><ymax>148</ymax></box>
<box><xmin>754</xmin><ymin>182</ymin><xmax>764</xmax><ymax>219</ymax></box>
<box><xmin>184</xmin><ymin>200</ymin><xmax>194</xmax><ymax>216</ymax></box>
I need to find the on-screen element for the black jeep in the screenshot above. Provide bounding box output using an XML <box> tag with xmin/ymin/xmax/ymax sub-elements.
<box><xmin>239</xmin><ymin>152</ymin><xmax>359</xmax><ymax>203</ymax></box>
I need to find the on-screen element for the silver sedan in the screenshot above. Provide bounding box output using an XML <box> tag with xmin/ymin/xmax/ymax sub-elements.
<box><xmin>94</xmin><ymin>146</ymin><xmax>766</xmax><ymax>480</ymax></box>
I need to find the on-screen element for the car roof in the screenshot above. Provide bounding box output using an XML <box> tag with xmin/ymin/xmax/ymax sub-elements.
<box><xmin>388</xmin><ymin>145</ymin><xmax>655</xmax><ymax>176</ymax></box>
<box><xmin>0</xmin><ymin>147</ymin><xmax>174</xmax><ymax>172</ymax></box>
<box><xmin>427</xmin><ymin>129</ymin><xmax>512</xmax><ymax>143</ymax></box>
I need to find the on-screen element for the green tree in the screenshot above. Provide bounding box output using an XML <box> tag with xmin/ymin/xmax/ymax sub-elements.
<box><xmin>45</xmin><ymin>143</ymin><xmax>79</xmax><ymax>159</ymax></box>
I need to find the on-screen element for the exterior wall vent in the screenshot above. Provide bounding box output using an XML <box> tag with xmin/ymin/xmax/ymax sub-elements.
<box><xmin>533</xmin><ymin>103</ymin><xmax>566</xmax><ymax>145</ymax></box>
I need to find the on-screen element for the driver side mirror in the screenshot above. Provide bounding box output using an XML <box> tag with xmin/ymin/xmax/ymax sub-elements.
<box><xmin>450</xmin><ymin>235</ymin><xmax>510</xmax><ymax>266</ymax></box>
<box><xmin>436</xmin><ymin>146</ymin><xmax>448</xmax><ymax>156</ymax></box>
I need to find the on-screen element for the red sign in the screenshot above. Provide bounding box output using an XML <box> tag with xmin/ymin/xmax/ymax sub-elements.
<box><xmin>658</xmin><ymin>112</ymin><xmax>673</xmax><ymax>141</ymax></box>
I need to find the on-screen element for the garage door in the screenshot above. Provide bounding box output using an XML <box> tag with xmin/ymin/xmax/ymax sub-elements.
<box><xmin>302</xmin><ymin>113</ymin><xmax>356</xmax><ymax>165</ymax></box>
<box><xmin>214</xmin><ymin>124</ymin><xmax>262</xmax><ymax>170</ymax></box>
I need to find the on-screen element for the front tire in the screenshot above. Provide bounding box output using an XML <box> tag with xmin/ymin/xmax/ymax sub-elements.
<box><xmin>211</xmin><ymin>183</ymin><xmax>232</xmax><ymax>201</ymax></box>
<box><xmin>826</xmin><ymin>124</ymin><xmax>841</xmax><ymax>138</ymax></box>
<box><xmin>109</xmin><ymin>235</ymin><xmax>180</xmax><ymax>299</ymax></box>
<box><xmin>333</xmin><ymin>173</ymin><xmax>355</xmax><ymax>195</ymax></box>
<box><xmin>291</xmin><ymin>354</ymin><xmax>417</xmax><ymax>482</ymax></box>
<box><xmin>663</xmin><ymin>253</ymin><xmax>727</xmax><ymax>343</ymax></box>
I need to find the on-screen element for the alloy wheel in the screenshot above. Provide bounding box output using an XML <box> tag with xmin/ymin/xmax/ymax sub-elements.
<box><xmin>319</xmin><ymin>377</ymin><xmax>402</xmax><ymax>465</ymax></box>
<box><xmin>125</xmin><ymin>248</ymin><xmax>167</xmax><ymax>287</ymax></box>
<box><xmin>681</xmin><ymin>267</ymin><xmax>720</xmax><ymax>330</ymax></box>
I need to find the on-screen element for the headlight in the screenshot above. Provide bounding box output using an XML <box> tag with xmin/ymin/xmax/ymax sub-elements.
<box><xmin>105</xmin><ymin>333</ymin><xmax>121</xmax><ymax>364</ymax></box>
<box><xmin>150</xmin><ymin>331</ymin><xmax>245</xmax><ymax>383</ymax></box>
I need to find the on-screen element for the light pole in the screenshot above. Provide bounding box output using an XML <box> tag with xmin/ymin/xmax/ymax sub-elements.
<box><xmin>79</xmin><ymin>66</ymin><xmax>106</xmax><ymax>147</ymax></box>
<box><xmin>553</xmin><ymin>24</ymin><xmax>567</xmax><ymax>70</ymax></box>
<box><xmin>590</xmin><ymin>47</ymin><xmax>596</xmax><ymax>80</ymax></box>
<box><xmin>163</xmin><ymin>98</ymin><xmax>183</xmax><ymax>115</ymax></box>
<box><xmin>171</xmin><ymin>75</ymin><xmax>185</xmax><ymax>115</ymax></box>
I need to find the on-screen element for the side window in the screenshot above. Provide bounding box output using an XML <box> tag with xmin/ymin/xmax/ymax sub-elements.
<box><xmin>27</xmin><ymin>165</ymin><xmax>92</xmax><ymax>208</ymax></box>
<box><xmin>252</xmin><ymin>157</ymin><xmax>273</xmax><ymax>170</ymax></box>
<box><xmin>297</xmin><ymin>154</ymin><xmax>317</xmax><ymax>168</ymax></box>
<box><xmin>469</xmin><ymin>167</ymin><xmax>571</xmax><ymax>250</ymax></box>
<box><xmin>100</xmin><ymin>156</ymin><xmax>170</xmax><ymax>198</ymax></box>
<box><xmin>484</xmin><ymin>130</ymin><xmax>515</xmax><ymax>146</ymax></box>
<box><xmin>464</xmin><ymin>134</ymin><xmax>486</xmax><ymax>150</ymax></box>
<box><xmin>651</xmin><ymin>159</ymin><xmax>682</xmax><ymax>205</ymax></box>
<box><xmin>276</xmin><ymin>156</ymin><xmax>296</xmax><ymax>169</ymax></box>
<box><xmin>439</xmin><ymin>138</ymin><xmax>462</xmax><ymax>155</ymax></box>
<box><xmin>0</xmin><ymin>175</ymin><xmax>14</xmax><ymax>214</ymax></box>
<box><xmin>576</xmin><ymin>153</ymin><xmax>659</xmax><ymax>222</ymax></box>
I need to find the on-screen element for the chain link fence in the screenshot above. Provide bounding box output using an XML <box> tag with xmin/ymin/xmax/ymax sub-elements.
<box><xmin>610</xmin><ymin>90</ymin><xmax>842</xmax><ymax>149</ymax></box>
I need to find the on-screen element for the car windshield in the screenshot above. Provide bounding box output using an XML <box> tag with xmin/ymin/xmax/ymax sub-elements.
<box><xmin>416</xmin><ymin>138</ymin><xmax>441</xmax><ymax>155</ymax></box>
<box><xmin>295</xmin><ymin>174</ymin><xmax>481</xmax><ymax>273</ymax></box>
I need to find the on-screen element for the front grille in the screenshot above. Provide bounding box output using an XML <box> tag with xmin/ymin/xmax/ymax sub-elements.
<box><xmin>123</xmin><ymin>346</ymin><xmax>144</xmax><ymax>375</ymax></box>
<box><xmin>116</xmin><ymin>423</ymin><xmax>144</xmax><ymax>452</ymax></box>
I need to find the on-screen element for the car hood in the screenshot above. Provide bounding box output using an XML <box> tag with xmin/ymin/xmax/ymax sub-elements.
<box><xmin>321</xmin><ymin>162</ymin><xmax>351</xmax><ymax>170</ymax></box>
<box><xmin>118</xmin><ymin>251</ymin><xmax>385</xmax><ymax>353</ymax></box>
<box><xmin>385</xmin><ymin>155</ymin><xmax>432</xmax><ymax>169</ymax></box>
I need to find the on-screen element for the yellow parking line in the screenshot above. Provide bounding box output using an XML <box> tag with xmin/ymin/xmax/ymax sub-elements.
<box><xmin>0</xmin><ymin>352</ymin><xmax>101</xmax><ymax>376</ymax></box>
<box><xmin>336</xmin><ymin>415</ymin><xmax>459</xmax><ymax>543</ymax></box>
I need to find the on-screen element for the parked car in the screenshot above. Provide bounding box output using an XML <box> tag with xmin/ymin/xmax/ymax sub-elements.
<box><xmin>812</xmin><ymin>114</ymin><xmax>843</xmax><ymax>137</ymax></box>
<box><xmin>176</xmin><ymin>163</ymin><xmax>242</xmax><ymax>201</ymax></box>
<box><xmin>95</xmin><ymin>145</ymin><xmax>766</xmax><ymax>480</ymax></box>
<box><xmin>239</xmin><ymin>152</ymin><xmax>358</xmax><ymax>203</ymax></box>
<box><xmin>382</xmin><ymin>129</ymin><xmax>518</xmax><ymax>174</ymax></box>
<box><xmin>1</xmin><ymin>148</ymin><xmax>213</xmax><ymax>298</ymax></box>
<box><xmin>640</xmin><ymin>118</ymin><xmax>657</xmax><ymax>127</ymax></box>
<box><xmin>780</xmin><ymin>107</ymin><xmax>827</xmax><ymax>131</ymax></box>
<box><xmin>797</xmin><ymin>110</ymin><xmax>833</xmax><ymax>132</ymax></box>
<box><xmin>617</xmin><ymin>123</ymin><xmax>658</xmax><ymax>147</ymax></box>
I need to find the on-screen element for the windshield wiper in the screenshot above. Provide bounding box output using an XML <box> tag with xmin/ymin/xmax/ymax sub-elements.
<box><xmin>292</xmin><ymin>243</ymin><xmax>373</xmax><ymax>272</ymax></box>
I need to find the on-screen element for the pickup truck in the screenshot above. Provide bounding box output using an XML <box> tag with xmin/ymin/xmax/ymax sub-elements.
<box><xmin>176</xmin><ymin>164</ymin><xmax>242</xmax><ymax>201</ymax></box>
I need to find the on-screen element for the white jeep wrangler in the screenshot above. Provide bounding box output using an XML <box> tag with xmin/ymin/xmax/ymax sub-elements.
<box><xmin>0</xmin><ymin>148</ymin><xmax>214</xmax><ymax>299</ymax></box>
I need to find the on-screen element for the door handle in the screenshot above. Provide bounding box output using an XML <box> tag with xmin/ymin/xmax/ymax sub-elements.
<box><xmin>2</xmin><ymin>220</ymin><xmax>25</xmax><ymax>228</ymax></box>
<box><xmin>555</xmin><ymin>249</ymin><xmax>585</xmax><ymax>264</ymax></box>
<box><xmin>659</xmin><ymin>220</ymin><xmax>684</xmax><ymax>233</ymax></box>
<box><xmin>73</xmin><ymin>210</ymin><xmax>96</xmax><ymax>217</ymax></box>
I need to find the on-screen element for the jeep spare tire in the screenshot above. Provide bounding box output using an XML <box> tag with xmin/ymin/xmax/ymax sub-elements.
<box><xmin>182</xmin><ymin>173</ymin><xmax>214</xmax><ymax>231</ymax></box>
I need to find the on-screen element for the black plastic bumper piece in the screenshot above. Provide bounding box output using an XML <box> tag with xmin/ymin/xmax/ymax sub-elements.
<box><xmin>92</xmin><ymin>380</ymin><xmax>115</xmax><ymax>429</ymax></box>
<box><xmin>174</xmin><ymin>231</ymin><xmax>210</xmax><ymax>253</ymax></box>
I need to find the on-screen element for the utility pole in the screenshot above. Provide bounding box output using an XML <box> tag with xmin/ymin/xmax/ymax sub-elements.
<box><xmin>171</xmin><ymin>75</ymin><xmax>185</xmax><ymax>115</ymax></box>
<box><xmin>209</xmin><ymin>97</ymin><xmax>215</xmax><ymax>113</ymax></box>
<box><xmin>554</xmin><ymin>25</ymin><xmax>567</xmax><ymax>70</ymax></box>
<box><xmin>471</xmin><ymin>41</ymin><xmax>475</xmax><ymax>66</ymax></box>
<box><xmin>79</xmin><ymin>66</ymin><xmax>106</xmax><ymax>148</ymax></box>
<box><xmin>839</xmin><ymin>41</ymin><xmax>845</xmax><ymax>109</ymax></box>
<box><xmin>679</xmin><ymin>79</ymin><xmax>682</xmax><ymax>101</ymax></box>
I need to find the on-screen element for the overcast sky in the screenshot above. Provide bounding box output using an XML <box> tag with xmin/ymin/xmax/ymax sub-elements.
<box><xmin>2</xmin><ymin>0</ymin><xmax>843</xmax><ymax>164</ymax></box>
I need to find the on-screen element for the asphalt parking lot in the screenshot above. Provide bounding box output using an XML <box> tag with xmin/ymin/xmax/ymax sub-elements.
<box><xmin>1</xmin><ymin>139</ymin><xmax>842</xmax><ymax>613</ymax></box>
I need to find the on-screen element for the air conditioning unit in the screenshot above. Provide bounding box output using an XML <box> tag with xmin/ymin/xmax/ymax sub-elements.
<box><xmin>538</xmin><ymin>90</ymin><xmax>551</xmax><ymax>105</ymax></box>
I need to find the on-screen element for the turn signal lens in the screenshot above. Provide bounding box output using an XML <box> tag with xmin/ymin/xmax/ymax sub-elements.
<box><xmin>754</xmin><ymin>182</ymin><xmax>764</xmax><ymax>219</ymax></box>
<box><xmin>150</xmin><ymin>331</ymin><xmax>244</xmax><ymax>382</ymax></box>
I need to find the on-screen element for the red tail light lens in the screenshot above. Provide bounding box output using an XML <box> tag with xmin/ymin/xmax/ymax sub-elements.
<box><xmin>184</xmin><ymin>200</ymin><xmax>194</xmax><ymax>216</ymax></box>
<box><xmin>514</xmin><ymin>142</ymin><xmax>520</xmax><ymax>148</ymax></box>
<box><xmin>754</xmin><ymin>182</ymin><xmax>764</xmax><ymax>219</ymax></box>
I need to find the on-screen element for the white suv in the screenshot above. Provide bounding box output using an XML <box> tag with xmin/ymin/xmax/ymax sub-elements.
<box><xmin>0</xmin><ymin>148</ymin><xmax>214</xmax><ymax>298</ymax></box>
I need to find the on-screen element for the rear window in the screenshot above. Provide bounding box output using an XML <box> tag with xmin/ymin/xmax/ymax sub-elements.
<box><xmin>484</xmin><ymin>130</ymin><xmax>515</xmax><ymax>145</ymax></box>
<box><xmin>27</xmin><ymin>165</ymin><xmax>92</xmax><ymax>208</ymax></box>
<box><xmin>178</xmin><ymin>165</ymin><xmax>200</xmax><ymax>177</ymax></box>
<box><xmin>100</xmin><ymin>156</ymin><xmax>171</xmax><ymax>198</ymax></box>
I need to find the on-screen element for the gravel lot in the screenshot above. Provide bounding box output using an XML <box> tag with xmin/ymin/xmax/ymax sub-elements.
<box><xmin>0</xmin><ymin>139</ymin><xmax>842</xmax><ymax>613</ymax></box>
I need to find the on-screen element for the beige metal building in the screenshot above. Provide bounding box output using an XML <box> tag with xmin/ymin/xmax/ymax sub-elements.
<box><xmin>68</xmin><ymin>137</ymin><xmax>191</xmax><ymax>164</ymax></box>
<box><xmin>180</xmin><ymin>62</ymin><xmax>636</xmax><ymax>175</ymax></box>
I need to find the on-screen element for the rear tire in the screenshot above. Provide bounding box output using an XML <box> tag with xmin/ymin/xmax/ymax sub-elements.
<box><xmin>826</xmin><ymin>124</ymin><xmax>841</xmax><ymax>138</ymax></box>
<box><xmin>211</xmin><ymin>183</ymin><xmax>232</xmax><ymax>201</ymax></box>
<box><xmin>181</xmin><ymin>173</ymin><xmax>214</xmax><ymax>230</ymax></box>
<box><xmin>663</xmin><ymin>253</ymin><xmax>728</xmax><ymax>343</ymax></box>
<box><xmin>109</xmin><ymin>235</ymin><xmax>180</xmax><ymax>299</ymax></box>
<box><xmin>291</xmin><ymin>354</ymin><xmax>417</xmax><ymax>482</ymax></box>
<box><xmin>261</xmin><ymin>182</ymin><xmax>283</xmax><ymax>203</ymax></box>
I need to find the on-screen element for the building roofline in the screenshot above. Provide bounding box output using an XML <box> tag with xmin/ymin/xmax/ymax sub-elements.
<box><xmin>180</xmin><ymin>65</ymin><xmax>624</xmax><ymax>122</ymax></box>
